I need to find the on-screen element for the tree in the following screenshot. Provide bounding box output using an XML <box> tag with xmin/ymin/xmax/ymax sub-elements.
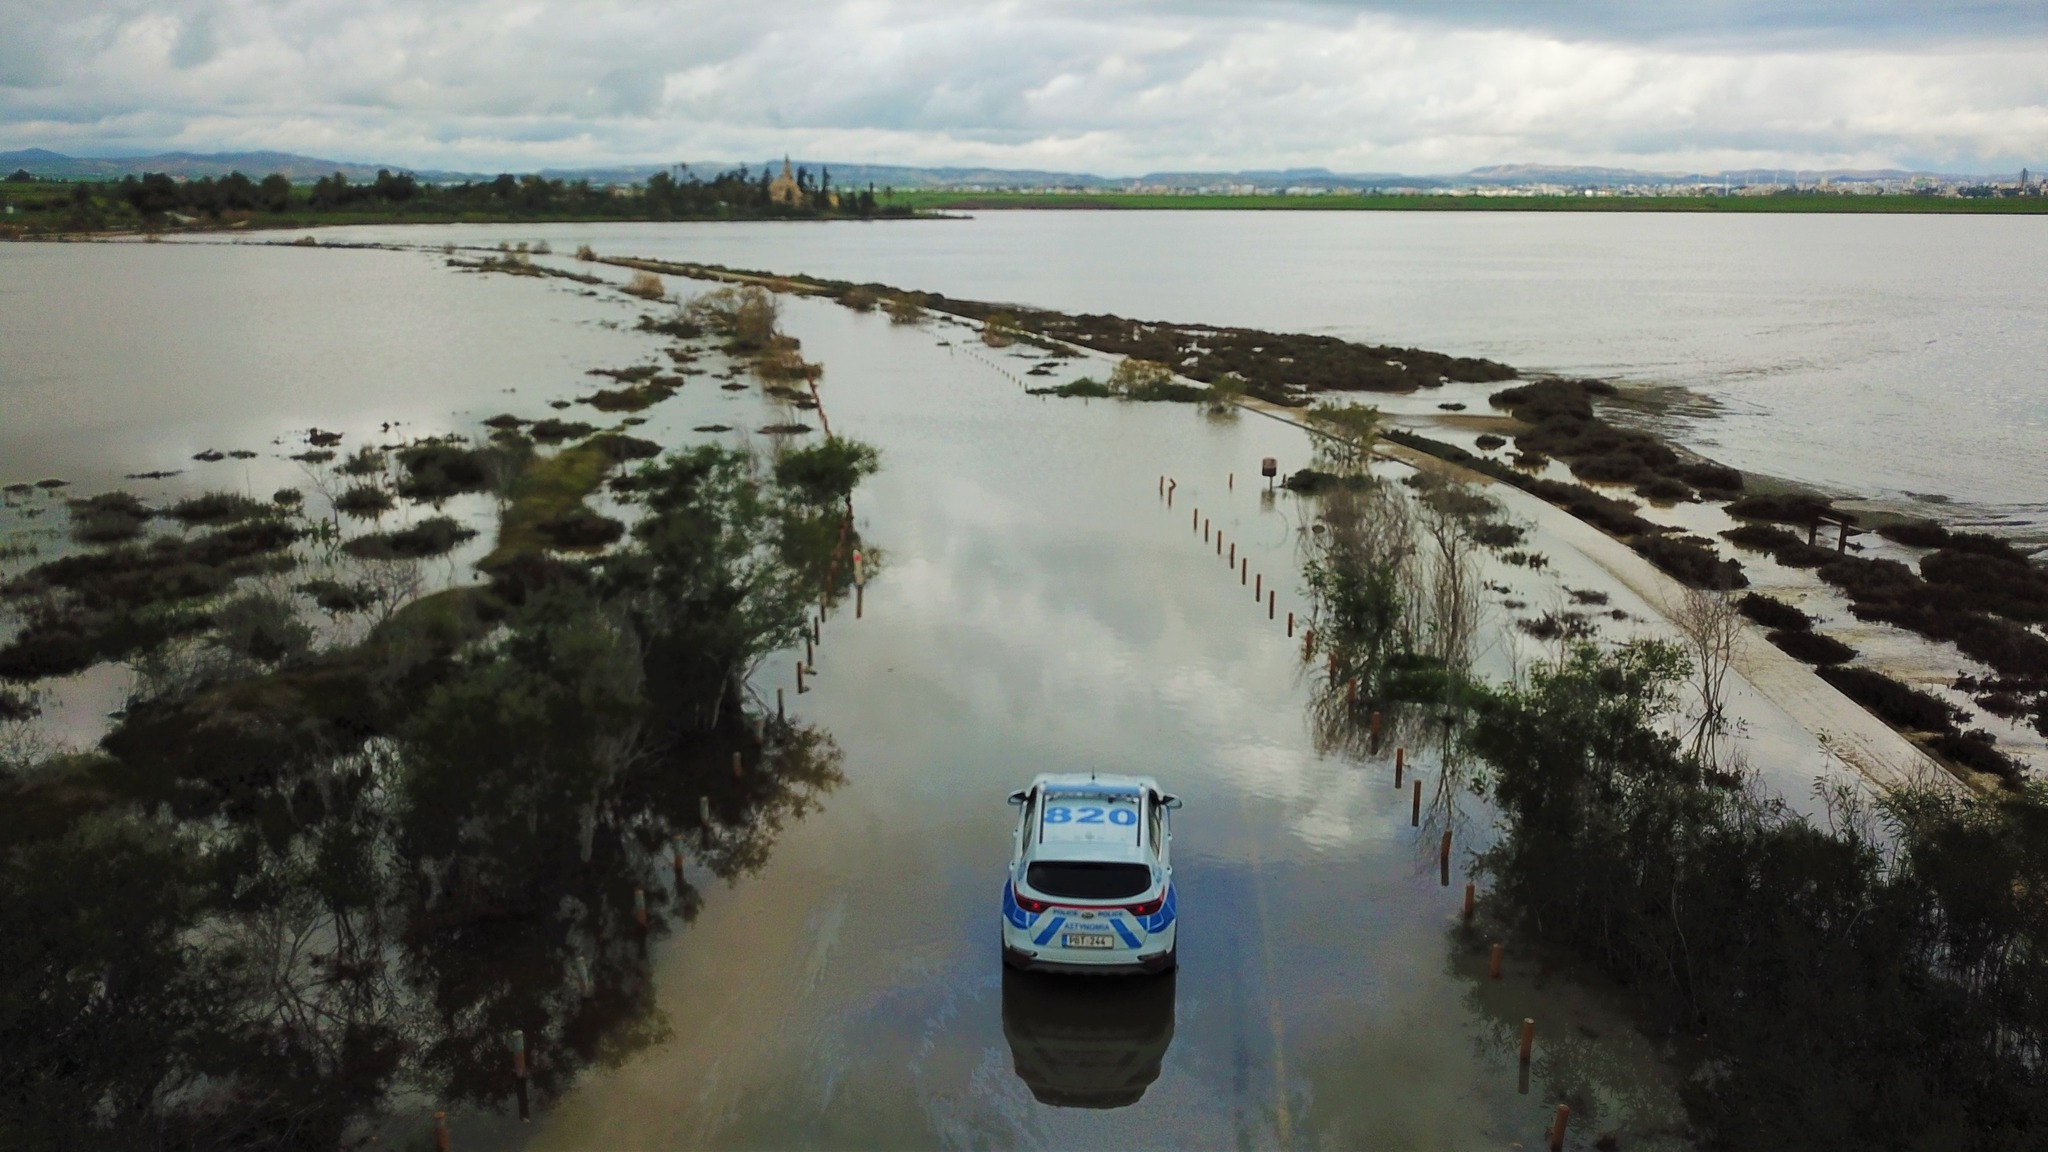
<box><xmin>257</xmin><ymin>173</ymin><xmax>291</xmax><ymax>212</ymax></box>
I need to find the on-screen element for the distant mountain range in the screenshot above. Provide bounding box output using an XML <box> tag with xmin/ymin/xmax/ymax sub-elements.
<box><xmin>0</xmin><ymin>147</ymin><xmax>2010</xmax><ymax>188</ymax></box>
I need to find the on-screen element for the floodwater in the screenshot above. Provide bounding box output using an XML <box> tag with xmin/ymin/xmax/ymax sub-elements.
<box><xmin>292</xmin><ymin>210</ymin><xmax>2048</xmax><ymax>530</ymax></box>
<box><xmin>0</xmin><ymin>240</ymin><xmax>1750</xmax><ymax>1148</ymax></box>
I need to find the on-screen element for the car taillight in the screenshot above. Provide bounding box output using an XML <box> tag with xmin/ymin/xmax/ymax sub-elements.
<box><xmin>1124</xmin><ymin>895</ymin><xmax>1164</xmax><ymax>916</ymax></box>
<box><xmin>1012</xmin><ymin>885</ymin><xmax>1051</xmax><ymax>914</ymax></box>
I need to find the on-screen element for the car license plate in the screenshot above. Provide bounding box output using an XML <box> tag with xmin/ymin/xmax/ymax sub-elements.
<box><xmin>1063</xmin><ymin>932</ymin><xmax>1115</xmax><ymax>949</ymax></box>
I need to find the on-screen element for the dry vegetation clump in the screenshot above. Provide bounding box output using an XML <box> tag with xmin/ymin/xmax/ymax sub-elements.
<box><xmin>686</xmin><ymin>285</ymin><xmax>781</xmax><ymax>350</ymax></box>
<box><xmin>981</xmin><ymin>311</ymin><xmax>1021</xmax><ymax>347</ymax></box>
<box><xmin>575</xmin><ymin>244</ymin><xmax>596</xmax><ymax>261</ymax></box>
<box><xmin>883</xmin><ymin>294</ymin><xmax>927</xmax><ymax>325</ymax></box>
<box><xmin>841</xmin><ymin>285</ymin><xmax>879</xmax><ymax>312</ymax></box>
<box><xmin>533</xmin><ymin>507</ymin><xmax>624</xmax><ymax>549</ymax></box>
<box><xmin>621</xmin><ymin>270</ymin><xmax>666</xmax><ymax>300</ymax></box>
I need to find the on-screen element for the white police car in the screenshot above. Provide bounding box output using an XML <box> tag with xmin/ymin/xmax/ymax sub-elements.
<box><xmin>1001</xmin><ymin>773</ymin><xmax>1180</xmax><ymax>975</ymax></box>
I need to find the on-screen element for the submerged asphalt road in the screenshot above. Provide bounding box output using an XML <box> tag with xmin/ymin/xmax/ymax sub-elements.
<box><xmin>526</xmin><ymin>295</ymin><xmax>1691</xmax><ymax>1150</ymax></box>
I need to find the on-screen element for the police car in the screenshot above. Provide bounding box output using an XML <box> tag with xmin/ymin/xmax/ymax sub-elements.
<box><xmin>1001</xmin><ymin>773</ymin><xmax>1180</xmax><ymax>975</ymax></box>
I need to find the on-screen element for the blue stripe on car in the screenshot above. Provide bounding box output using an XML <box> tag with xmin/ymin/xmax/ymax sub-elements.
<box><xmin>1003</xmin><ymin>882</ymin><xmax>1039</xmax><ymax>929</ymax></box>
<box><xmin>1033</xmin><ymin>915</ymin><xmax>1068</xmax><ymax>946</ymax></box>
<box><xmin>1137</xmin><ymin>884</ymin><xmax>1178</xmax><ymax>933</ymax></box>
<box><xmin>1112</xmin><ymin>918</ymin><xmax>1141</xmax><ymax>948</ymax></box>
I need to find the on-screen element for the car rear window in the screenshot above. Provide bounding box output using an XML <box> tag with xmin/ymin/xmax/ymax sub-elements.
<box><xmin>1026</xmin><ymin>861</ymin><xmax>1153</xmax><ymax>900</ymax></box>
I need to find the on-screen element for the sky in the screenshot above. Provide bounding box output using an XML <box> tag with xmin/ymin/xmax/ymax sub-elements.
<box><xmin>3</xmin><ymin>0</ymin><xmax>2046</xmax><ymax>175</ymax></box>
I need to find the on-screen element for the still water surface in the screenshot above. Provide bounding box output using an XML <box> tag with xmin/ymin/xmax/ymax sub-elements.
<box><xmin>0</xmin><ymin>241</ymin><xmax>1714</xmax><ymax>1147</ymax></box>
<box><xmin>298</xmin><ymin>211</ymin><xmax>2048</xmax><ymax>528</ymax></box>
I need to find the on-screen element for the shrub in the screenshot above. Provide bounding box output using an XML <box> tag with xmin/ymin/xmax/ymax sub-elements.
<box><xmin>535</xmin><ymin>508</ymin><xmax>624</xmax><ymax>549</ymax></box>
<box><xmin>1767</xmin><ymin>628</ymin><xmax>1856</xmax><ymax>665</ymax></box>
<box><xmin>1726</xmin><ymin>492</ymin><xmax>1841</xmax><ymax>525</ymax></box>
<box><xmin>333</xmin><ymin>486</ymin><xmax>394</xmax><ymax>518</ymax></box>
<box><xmin>1629</xmin><ymin>534</ymin><xmax>1747</xmax><ymax>590</ymax></box>
<box><xmin>395</xmin><ymin>444</ymin><xmax>493</xmax><ymax>502</ymax></box>
<box><xmin>167</xmin><ymin>492</ymin><xmax>270</xmax><ymax>527</ymax></box>
<box><xmin>1473</xmin><ymin>434</ymin><xmax>1506</xmax><ymax>450</ymax></box>
<box><xmin>1634</xmin><ymin>475</ymin><xmax>1694</xmax><ymax>503</ymax></box>
<box><xmin>1926</xmin><ymin>730</ymin><xmax>2024</xmax><ymax>786</ymax></box>
<box><xmin>1738</xmin><ymin>593</ymin><xmax>1810</xmax><ymax>631</ymax></box>
<box><xmin>1817</xmin><ymin>665</ymin><xmax>1961</xmax><ymax>732</ymax></box>
<box><xmin>68</xmin><ymin>492</ymin><xmax>152</xmax><ymax>543</ymax></box>
<box><xmin>529</xmin><ymin>419</ymin><xmax>597</xmax><ymax>444</ymax></box>
<box><xmin>340</xmin><ymin>515</ymin><xmax>477</xmax><ymax>560</ymax></box>
<box><xmin>773</xmin><ymin>439</ymin><xmax>880</xmax><ymax>506</ymax></box>
<box><xmin>297</xmin><ymin>579</ymin><xmax>376</xmax><ymax>613</ymax></box>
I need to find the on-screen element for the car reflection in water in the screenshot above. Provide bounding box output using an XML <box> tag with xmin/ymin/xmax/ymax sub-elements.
<box><xmin>1001</xmin><ymin>968</ymin><xmax>1177</xmax><ymax>1108</ymax></box>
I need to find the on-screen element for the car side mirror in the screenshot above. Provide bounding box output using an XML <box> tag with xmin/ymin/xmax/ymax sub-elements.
<box><xmin>1160</xmin><ymin>794</ymin><xmax>1183</xmax><ymax>810</ymax></box>
<box><xmin>1006</xmin><ymin>790</ymin><xmax>1029</xmax><ymax>806</ymax></box>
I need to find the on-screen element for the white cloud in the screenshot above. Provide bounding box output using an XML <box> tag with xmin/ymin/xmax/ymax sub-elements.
<box><xmin>2</xmin><ymin>0</ymin><xmax>2045</xmax><ymax>173</ymax></box>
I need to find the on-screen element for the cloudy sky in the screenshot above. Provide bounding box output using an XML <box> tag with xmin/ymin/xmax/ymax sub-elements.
<box><xmin>4</xmin><ymin>0</ymin><xmax>2046</xmax><ymax>174</ymax></box>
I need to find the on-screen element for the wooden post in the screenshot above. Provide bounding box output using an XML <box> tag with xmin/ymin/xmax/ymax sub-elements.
<box><xmin>1241</xmin><ymin>558</ymin><xmax>1248</xmax><ymax>585</ymax></box>
<box><xmin>1229</xmin><ymin>472</ymin><xmax>1234</xmax><ymax>490</ymax></box>
<box><xmin>1229</xmin><ymin>542</ymin><xmax>1235</xmax><ymax>566</ymax></box>
<box><xmin>634</xmin><ymin>888</ymin><xmax>649</xmax><ymax>931</ymax></box>
<box><xmin>732</xmin><ymin>751</ymin><xmax>743</xmax><ymax>779</ymax></box>
<box><xmin>1287</xmin><ymin>611</ymin><xmax>1294</xmax><ymax>637</ymax></box>
<box><xmin>511</xmin><ymin>1030</ymin><xmax>527</xmax><ymax>1079</ymax></box>
<box><xmin>1395</xmin><ymin>752</ymin><xmax>1404</xmax><ymax>789</ymax></box>
<box><xmin>856</xmin><ymin>586</ymin><xmax>863</xmax><ymax>618</ymax></box>
<box><xmin>1370</xmin><ymin>711</ymin><xmax>1382</xmax><ymax>741</ymax></box>
<box><xmin>1255</xmin><ymin>573</ymin><xmax>1261</xmax><ymax>599</ymax></box>
<box><xmin>1548</xmin><ymin>1104</ymin><xmax>1570</xmax><ymax>1151</ymax></box>
<box><xmin>1346</xmin><ymin>679</ymin><xmax>1358</xmax><ymax>705</ymax></box>
<box><xmin>1439</xmin><ymin>830</ymin><xmax>1452</xmax><ymax>886</ymax></box>
<box><xmin>574</xmin><ymin>955</ymin><xmax>591</xmax><ymax>996</ymax></box>
<box><xmin>1216</xmin><ymin>533</ymin><xmax>1222</xmax><ymax>556</ymax></box>
<box><xmin>813</xmin><ymin>617</ymin><xmax>822</xmax><ymax>644</ymax></box>
<box><xmin>1519</xmin><ymin>1018</ymin><xmax>1535</xmax><ymax>1063</ymax></box>
<box><xmin>435</xmin><ymin>1110</ymin><xmax>451</xmax><ymax>1151</ymax></box>
<box><xmin>1268</xmin><ymin>590</ymin><xmax>1275</xmax><ymax>619</ymax></box>
<box><xmin>1411</xmin><ymin>779</ymin><xmax>1422</xmax><ymax>826</ymax></box>
<box><xmin>1808</xmin><ymin>519</ymin><xmax>1819</xmax><ymax>546</ymax></box>
<box><xmin>1839</xmin><ymin>521</ymin><xmax>1850</xmax><ymax>552</ymax></box>
<box><xmin>671</xmin><ymin>836</ymin><xmax>685</xmax><ymax>889</ymax></box>
<box><xmin>1463</xmin><ymin>882</ymin><xmax>1475</xmax><ymax>922</ymax></box>
<box><xmin>805</xmin><ymin>637</ymin><xmax>814</xmax><ymax>667</ymax></box>
<box><xmin>1159</xmin><ymin>475</ymin><xmax>1165</xmax><ymax>496</ymax></box>
<box><xmin>796</xmin><ymin>662</ymin><xmax>806</xmax><ymax>693</ymax></box>
<box><xmin>1193</xmin><ymin>507</ymin><xmax>1199</xmax><ymax>531</ymax></box>
<box><xmin>1490</xmin><ymin>942</ymin><xmax>1503</xmax><ymax>978</ymax></box>
<box><xmin>777</xmin><ymin>687</ymin><xmax>785</xmax><ymax>721</ymax></box>
<box><xmin>1303</xmin><ymin>628</ymin><xmax>1315</xmax><ymax>659</ymax></box>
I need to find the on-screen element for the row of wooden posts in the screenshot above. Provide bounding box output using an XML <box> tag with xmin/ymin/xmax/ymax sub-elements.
<box><xmin>1171</xmin><ymin>470</ymin><xmax>1573</xmax><ymax>1152</ymax></box>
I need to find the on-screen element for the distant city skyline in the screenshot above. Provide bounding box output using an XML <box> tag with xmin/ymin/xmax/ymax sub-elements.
<box><xmin>4</xmin><ymin>2</ymin><xmax>2045</xmax><ymax>175</ymax></box>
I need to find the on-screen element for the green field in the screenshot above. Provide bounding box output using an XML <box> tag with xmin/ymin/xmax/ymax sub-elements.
<box><xmin>887</xmin><ymin>189</ymin><xmax>2048</xmax><ymax>214</ymax></box>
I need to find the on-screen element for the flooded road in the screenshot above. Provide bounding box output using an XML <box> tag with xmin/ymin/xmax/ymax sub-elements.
<box><xmin>3</xmin><ymin>239</ymin><xmax>1915</xmax><ymax>1148</ymax></box>
<box><xmin>512</xmin><ymin>296</ymin><xmax>1691</xmax><ymax>1149</ymax></box>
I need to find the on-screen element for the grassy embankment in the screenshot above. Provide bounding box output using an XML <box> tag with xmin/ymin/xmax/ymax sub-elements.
<box><xmin>890</xmin><ymin>189</ymin><xmax>2048</xmax><ymax>213</ymax></box>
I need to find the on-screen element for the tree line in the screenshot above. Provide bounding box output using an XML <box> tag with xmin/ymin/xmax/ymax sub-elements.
<box><xmin>3</xmin><ymin>164</ymin><xmax>907</xmax><ymax>231</ymax></box>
